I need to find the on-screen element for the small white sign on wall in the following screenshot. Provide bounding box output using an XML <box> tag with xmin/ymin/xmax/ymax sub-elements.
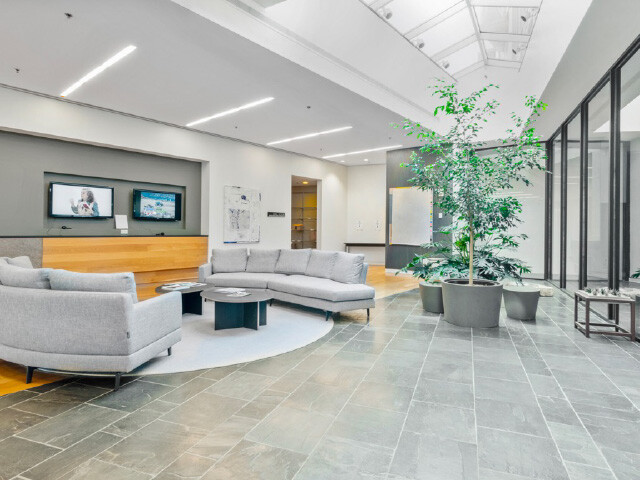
<box><xmin>389</xmin><ymin>187</ymin><xmax>433</xmax><ymax>246</ymax></box>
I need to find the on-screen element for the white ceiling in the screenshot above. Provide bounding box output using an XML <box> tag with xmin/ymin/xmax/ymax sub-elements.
<box><xmin>0</xmin><ymin>0</ymin><xmax>594</xmax><ymax>167</ymax></box>
<box><xmin>0</xmin><ymin>0</ymin><xmax>413</xmax><ymax>165</ymax></box>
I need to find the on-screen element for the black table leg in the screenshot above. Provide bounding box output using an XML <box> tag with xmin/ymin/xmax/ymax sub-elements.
<box><xmin>259</xmin><ymin>301</ymin><xmax>267</xmax><ymax>326</ymax></box>
<box><xmin>182</xmin><ymin>291</ymin><xmax>203</xmax><ymax>315</ymax></box>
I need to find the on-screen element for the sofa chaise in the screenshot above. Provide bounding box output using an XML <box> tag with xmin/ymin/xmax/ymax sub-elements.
<box><xmin>0</xmin><ymin>256</ymin><xmax>182</xmax><ymax>389</ymax></box>
<box><xmin>198</xmin><ymin>248</ymin><xmax>375</xmax><ymax>321</ymax></box>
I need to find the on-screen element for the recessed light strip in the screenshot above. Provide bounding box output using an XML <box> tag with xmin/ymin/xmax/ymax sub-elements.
<box><xmin>60</xmin><ymin>45</ymin><xmax>137</xmax><ymax>97</ymax></box>
<box><xmin>186</xmin><ymin>97</ymin><xmax>274</xmax><ymax>127</ymax></box>
<box><xmin>267</xmin><ymin>126</ymin><xmax>352</xmax><ymax>146</ymax></box>
<box><xmin>323</xmin><ymin>144</ymin><xmax>402</xmax><ymax>159</ymax></box>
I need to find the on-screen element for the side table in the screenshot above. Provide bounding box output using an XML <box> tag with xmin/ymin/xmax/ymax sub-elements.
<box><xmin>574</xmin><ymin>290</ymin><xmax>636</xmax><ymax>341</ymax></box>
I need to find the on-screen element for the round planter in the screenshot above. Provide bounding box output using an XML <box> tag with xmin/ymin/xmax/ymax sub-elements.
<box><xmin>503</xmin><ymin>286</ymin><xmax>540</xmax><ymax>320</ymax></box>
<box><xmin>419</xmin><ymin>282</ymin><xmax>444</xmax><ymax>314</ymax></box>
<box><xmin>441</xmin><ymin>278</ymin><xmax>503</xmax><ymax>328</ymax></box>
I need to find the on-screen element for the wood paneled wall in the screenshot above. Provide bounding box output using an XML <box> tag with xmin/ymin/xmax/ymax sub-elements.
<box><xmin>42</xmin><ymin>236</ymin><xmax>208</xmax><ymax>300</ymax></box>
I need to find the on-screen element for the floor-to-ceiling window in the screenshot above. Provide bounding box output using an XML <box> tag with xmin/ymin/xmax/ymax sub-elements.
<box><xmin>586</xmin><ymin>84</ymin><xmax>610</xmax><ymax>289</ymax></box>
<box><xmin>551</xmin><ymin>135</ymin><xmax>562</xmax><ymax>284</ymax></box>
<box><xmin>566</xmin><ymin>115</ymin><xmax>581</xmax><ymax>290</ymax></box>
<box><xmin>620</xmin><ymin>45</ymin><xmax>640</xmax><ymax>290</ymax></box>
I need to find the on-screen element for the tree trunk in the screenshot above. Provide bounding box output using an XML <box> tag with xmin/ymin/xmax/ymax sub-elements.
<box><xmin>469</xmin><ymin>220</ymin><xmax>474</xmax><ymax>286</ymax></box>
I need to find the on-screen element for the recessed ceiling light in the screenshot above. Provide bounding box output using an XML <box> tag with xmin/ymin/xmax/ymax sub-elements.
<box><xmin>60</xmin><ymin>45</ymin><xmax>136</xmax><ymax>97</ymax></box>
<box><xmin>267</xmin><ymin>126</ymin><xmax>352</xmax><ymax>146</ymax></box>
<box><xmin>186</xmin><ymin>97</ymin><xmax>274</xmax><ymax>127</ymax></box>
<box><xmin>323</xmin><ymin>144</ymin><xmax>402</xmax><ymax>159</ymax></box>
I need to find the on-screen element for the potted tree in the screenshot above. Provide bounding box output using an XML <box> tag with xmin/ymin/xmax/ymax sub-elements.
<box><xmin>398</xmin><ymin>81</ymin><xmax>546</xmax><ymax>327</ymax></box>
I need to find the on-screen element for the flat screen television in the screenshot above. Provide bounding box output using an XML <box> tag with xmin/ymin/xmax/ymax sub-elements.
<box><xmin>133</xmin><ymin>189</ymin><xmax>182</xmax><ymax>221</ymax></box>
<box><xmin>48</xmin><ymin>182</ymin><xmax>114</xmax><ymax>219</ymax></box>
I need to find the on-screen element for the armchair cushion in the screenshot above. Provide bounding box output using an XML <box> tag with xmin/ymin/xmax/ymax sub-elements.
<box><xmin>0</xmin><ymin>264</ymin><xmax>51</xmax><ymax>289</ymax></box>
<box><xmin>211</xmin><ymin>248</ymin><xmax>248</xmax><ymax>273</ymax></box>
<box><xmin>49</xmin><ymin>269</ymin><xmax>138</xmax><ymax>303</ymax></box>
<box><xmin>246</xmin><ymin>249</ymin><xmax>280</xmax><ymax>273</ymax></box>
<box><xmin>0</xmin><ymin>256</ymin><xmax>34</xmax><ymax>269</ymax></box>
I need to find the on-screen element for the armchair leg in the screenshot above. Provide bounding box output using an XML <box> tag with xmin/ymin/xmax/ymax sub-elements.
<box><xmin>167</xmin><ymin>347</ymin><xmax>172</xmax><ymax>356</ymax></box>
<box><xmin>366</xmin><ymin>308</ymin><xmax>370</xmax><ymax>325</ymax></box>
<box><xmin>114</xmin><ymin>373</ymin><xmax>122</xmax><ymax>391</ymax></box>
<box><xmin>26</xmin><ymin>366</ymin><xmax>35</xmax><ymax>384</ymax></box>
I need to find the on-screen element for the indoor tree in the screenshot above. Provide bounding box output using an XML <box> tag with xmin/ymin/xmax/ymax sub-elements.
<box><xmin>398</xmin><ymin>80</ymin><xmax>547</xmax><ymax>285</ymax></box>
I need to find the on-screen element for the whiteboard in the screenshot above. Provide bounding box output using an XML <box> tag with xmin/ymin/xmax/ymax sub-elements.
<box><xmin>389</xmin><ymin>187</ymin><xmax>433</xmax><ymax>246</ymax></box>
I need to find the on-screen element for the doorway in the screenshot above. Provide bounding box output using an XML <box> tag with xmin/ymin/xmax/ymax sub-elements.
<box><xmin>291</xmin><ymin>176</ymin><xmax>318</xmax><ymax>249</ymax></box>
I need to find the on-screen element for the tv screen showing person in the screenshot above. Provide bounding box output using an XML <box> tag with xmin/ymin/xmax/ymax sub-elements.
<box><xmin>49</xmin><ymin>182</ymin><xmax>114</xmax><ymax>218</ymax></box>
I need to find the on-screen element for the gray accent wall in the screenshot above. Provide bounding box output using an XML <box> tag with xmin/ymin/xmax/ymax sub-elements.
<box><xmin>386</xmin><ymin>147</ymin><xmax>449</xmax><ymax>270</ymax></box>
<box><xmin>0</xmin><ymin>131</ymin><xmax>202</xmax><ymax>236</ymax></box>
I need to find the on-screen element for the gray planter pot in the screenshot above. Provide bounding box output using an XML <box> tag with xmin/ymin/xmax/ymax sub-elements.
<box><xmin>442</xmin><ymin>278</ymin><xmax>503</xmax><ymax>328</ymax></box>
<box><xmin>503</xmin><ymin>286</ymin><xmax>540</xmax><ymax>320</ymax></box>
<box><xmin>419</xmin><ymin>282</ymin><xmax>444</xmax><ymax>313</ymax></box>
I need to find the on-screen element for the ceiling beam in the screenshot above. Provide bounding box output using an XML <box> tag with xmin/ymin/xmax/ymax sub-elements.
<box><xmin>404</xmin><ymin>1</ymin><xmax>466</xmax><ymax>39</ymax></box>
<box><xmin>369</xmin><ymin>0</ymin><xmax>394</xmax><ymax>10</ymax></box>
<box><xmin>480</xmin><ymin>32</ymin><xmax>529</xmax><ymax>43</ymax></box>
<box><xmin>431</xmin><ymin>35</ymin><xmax>477</xmax><ymax>62</ymax></box>
<box><xmin>486</xmin><ymin>59</ymin><xmax>521</xmax><ymax>69</ymax></box>
<box><xmin>465</xmin><ymin>0</ymin><xmax>488</xmax><ymax>67</ymax></box>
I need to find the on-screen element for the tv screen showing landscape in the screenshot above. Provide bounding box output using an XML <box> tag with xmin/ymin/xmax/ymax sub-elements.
<box><xmin>133</xmin><ymin>190</ymin><xmax>182</xmax><ymax>221</ymax></box>
<box><xmin>49</xmin><ymin>182</ymin><xmax>114</xmax><ymax>219</ymax></box>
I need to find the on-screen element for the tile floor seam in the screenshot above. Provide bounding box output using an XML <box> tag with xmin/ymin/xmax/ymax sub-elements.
<box><xmin>470</xmin><ymin>323</ymin><xmax>480</xmax><ymax>480</ymax></box>
<box><xmin>382</xmin><ymin>310</ymin><xmax>440</xmax><ymax>480</ymax></box>
<box><xmin>288</xmin><ymin>298</ymin><xmax>423</xmax><ymax>480</ymax></box>
<box><xmin>519</xmin><ymin>303</ymin><xmax>619</xmax><ymax>478</ymax></box>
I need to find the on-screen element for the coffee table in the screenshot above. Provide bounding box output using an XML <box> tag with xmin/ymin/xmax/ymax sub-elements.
<box><xmin>155</xmin><ymin>284</ymin><xmax>208</xmax><ymax>315</ymax></box>
<box><xmin>201</xmin><ymin>288</ymin><xmax>272</xmax><ymax>330</ymax></box>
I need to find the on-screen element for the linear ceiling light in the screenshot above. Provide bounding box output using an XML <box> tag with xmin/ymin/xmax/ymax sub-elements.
<box><xmin>323</xmin><ymin>144</ymin><xmax>402</xmax><ymax>159</ymax></box>
<box><xmin>186</xmin><ymin>97</ymin><xmax>274</xmax><ymax>127</ymax></box>
<box><xmin>267</xmin><ymin>126</ymin><xmax>352</xmax><ymax>146</ymax></box>
<box><xmin>60</xmin><ymin>45</ymin><xmax>137</xmax><ymax>97</ymax></box>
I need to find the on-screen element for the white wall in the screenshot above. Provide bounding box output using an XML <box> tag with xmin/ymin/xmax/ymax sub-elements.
<box><xmin>346</xmin><ymin>165</ymin><xmax>386</xmax><ymax>264</ymax></box>
<box><xmin>0</xmin><ymin>87</ymin><xmax>348</xmax><ymax>252</ymax></box>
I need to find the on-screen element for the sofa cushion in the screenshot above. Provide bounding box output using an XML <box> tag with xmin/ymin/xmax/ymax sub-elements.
<box><xmin>212</xmin><ymin>248</ymin><xmax>248</xmax><ymax>273</ymax></box>
<box><xmin>246</xmin><ymin>249</ymin><xmax>280</xmax><ymax>273</ymax></box>
<box><xmin>331</xmin><ymin>252</ymin><xmax>365</xmax><ymax>284</ymax></box>
<box><xmin>49</xmin><ymin>269</ymin><xmax>138</xmax><ymax>302</ymax></box>
<box><xmin>0</xmin><ymin>256</ymin><xmax>34</xmax><ymax>269</ymax></box>
<box><xmin>205</xmin><ymin>272</ymin><xmax>286</xmax><ymax>289</ymax></box>
<box><xmin>305</xmin><ymin>250</ymin><xmax>338</xmax><ymax>279</ymax></box>
<box><xmin>0</xmin><ymin>264</ymin><xmax>51</xmax><ymax>289</ymax></box>
<box><xmin>268</xmin><ymin>275</ymin><xmax>374</xmax><ymax>302</ymax></box>
<box><xmin>275</xmin><ymin>249</ymin><xmax>311</xmax><ymax>275</ymax></box>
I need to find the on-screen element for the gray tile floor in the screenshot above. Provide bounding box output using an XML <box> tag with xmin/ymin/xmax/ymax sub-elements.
<box><xmin>1</xmin><ymin>288</ymin><xmax>640</xmax><ymax>479</ymax></box>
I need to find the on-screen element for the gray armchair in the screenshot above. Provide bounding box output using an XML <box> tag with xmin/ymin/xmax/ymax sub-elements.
<box><xmin>0</xmin><ymin>285</ymin><xmax>182</xmax><ymax>389</ymax></box>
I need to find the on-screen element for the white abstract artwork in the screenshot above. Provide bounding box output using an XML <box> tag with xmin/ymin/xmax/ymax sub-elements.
<box><xmin>389</xmin><ymin>187</ymin><xmax>433</xmax><ymax>246</ymax></box>
<box><xmin>223</xmin><ymin>186</ymin><xmax>261</xmax><ymax>243</ymax></box>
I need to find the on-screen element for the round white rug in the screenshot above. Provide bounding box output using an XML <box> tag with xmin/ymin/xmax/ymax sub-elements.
<box><xmin>130</xmin><ymin>301</ymin><xmax>333</xmax><ymax>376</ymax></box>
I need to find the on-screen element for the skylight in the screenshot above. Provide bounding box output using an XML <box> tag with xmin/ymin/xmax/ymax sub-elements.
<box><xmin>359</xmin><ymin>0</ymin><xmax>542</xmax><ymax>79</ymax></box>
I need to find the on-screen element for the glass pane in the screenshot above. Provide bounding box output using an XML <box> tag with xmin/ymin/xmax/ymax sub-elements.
<box><xmin>474</xmin><ymin>6</ymin><xmax>539</xmax><ymax>35</ymax></box>
<box><xmin>566</xmin><ymin>114</ymin><xmax>581</xmax><ymax>288</ymax></box>
<box><xmin>442</xmin><ymin>41</ymin><xmax>482</xmax><ymax>75</ymax></box>
<box><xmin>552</xmin><ymin>135</ymin><xmax>562</xmax><ymax>283</ymax></box>
<box><xmin>620</xmin><ymin>47</ymin><xmax>640</xmax><ymax>290</ymax></box>
<box><xmin>421</xmin><ymin>8</ymin><xmax>475</xmax><ymax>56</ymax></box>
<box><xmin>484</xmin><ymin>40</ymin><xmax>527</xmax><ymax>62</ymax></box>
<box><xmin>384</xmin><ymin>0</ymin><xmax>461</xmax><ymax>34</ymax></box>
<box><xmin>586</xmin><ymin>83</ymin><xmax>610</xmax><ymax>289</ymax></box>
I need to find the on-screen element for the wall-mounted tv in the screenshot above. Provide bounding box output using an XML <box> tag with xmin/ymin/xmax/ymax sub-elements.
<box><xmin>48</xmin><ymin>182</ymin><xmax>114</xmax><ymax>219</ymax></box>
<box><xmin>133</xmin><ymin>189</ymin><xmax>182</xmax><ymax>221</ymax></box>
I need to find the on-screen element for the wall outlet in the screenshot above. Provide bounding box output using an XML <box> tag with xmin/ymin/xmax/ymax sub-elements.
<box><xmin>375</xmin><ymin>220</ymin><xmax>382</xmax><ymax>231</ymax></box>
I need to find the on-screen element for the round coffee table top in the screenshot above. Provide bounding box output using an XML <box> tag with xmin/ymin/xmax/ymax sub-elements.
<box><xmin>201</xmin><ymin>288</ymin><xmax>272</xmax><ymax>304</ymax></box>
<box><xmin>155</xmin><ymin>283</ymin><xmax>208</xmax><ymax>295</ymax></box>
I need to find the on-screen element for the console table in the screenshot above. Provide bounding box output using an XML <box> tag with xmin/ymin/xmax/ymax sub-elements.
<box><xmin>574</xmin><ymin>290</ymin><xmax>636</xmax><ymax>341</ymax></box>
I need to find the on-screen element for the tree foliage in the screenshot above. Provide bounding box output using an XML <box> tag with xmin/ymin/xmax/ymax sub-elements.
<box><xmin>398</xmin><ymin>81</ymin><xmax>547</xmax><ymax>284</ymax></box>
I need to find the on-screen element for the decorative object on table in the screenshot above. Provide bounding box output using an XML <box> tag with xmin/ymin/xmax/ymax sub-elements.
<box><xmin>397</xmin><ymin>80</ymin><xmax>547</xmax><ymax>328</ymax></box>
<box><xmin>201</xmin><ymin>288</ymin><xmax>272</xmax><ymax>330</ymax></box>
<box><xmin>155</xmin><ymin>283</ymin><xmax>208</xmax><ymax>315</ymax></box>
<box><xmin>223</xmin><ymin>186</ymin><xmax>261</xmax><ymax>243</ymax></box>
<box><xmin>574</xmin><ymin>290</ymin><xmax>636</xmax><ymax>341</ymax></box>
<box><xmin>503</xmin><ymin>285</ymin><xmax>540</xmax><ymax>321</ymax></box>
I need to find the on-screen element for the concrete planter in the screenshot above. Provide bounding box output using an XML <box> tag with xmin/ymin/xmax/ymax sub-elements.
<box><xmin>503</xmin><ymin>286</ymin><xmax>540</xmax><ymax>320</ymax></box>
<box><xmin>419</xmin><ymin>282</ymin><xmax>444</xmax><ymax>314</ymax></box>
<box><xmin>442</xmin><ymin>278</ymin><xmax>503</xmax><ymax>328</ymax></box>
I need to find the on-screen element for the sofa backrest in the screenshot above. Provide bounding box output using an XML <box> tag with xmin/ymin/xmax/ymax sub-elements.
<box><xmin>0</xmin><ymin>285</ymin><xmax>134</xmax><ymax>356</ymax></box>
<box><xmin>211</xmin><ymin>248</ymin><xmax>248</xmax><ymax>273</ymax></box>
<box><xmin>246</xmin><ymin>249</ymin><xmax>280</xmax><ymax>273</ymax></box>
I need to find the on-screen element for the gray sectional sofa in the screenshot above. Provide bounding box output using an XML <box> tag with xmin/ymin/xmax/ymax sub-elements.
<box><xmin>198</xmin><ymin>248</ymin><xmax>375</xmax><ymax>321</ymax></box>
<box><xmin>0</xmin><ymin>256</ymin><xmax>182</xmax><ymax>389</ymax></box>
